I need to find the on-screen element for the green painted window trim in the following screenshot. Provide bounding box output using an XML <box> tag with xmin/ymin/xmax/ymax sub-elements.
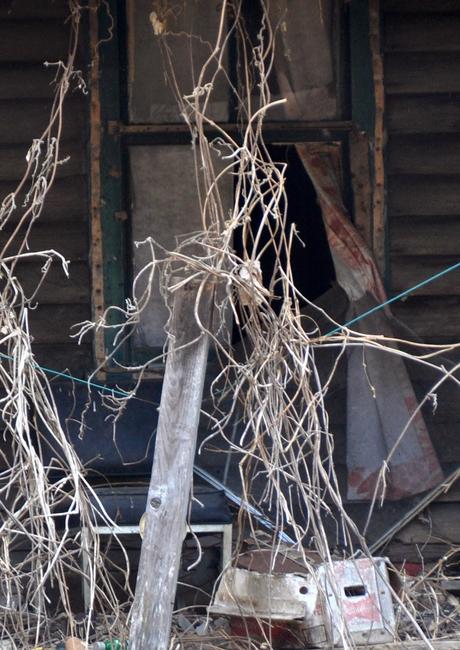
<box><xmin>98</xmin><ymin>0</ymin><xmax>130</xmax><ymax>370</ymax></box>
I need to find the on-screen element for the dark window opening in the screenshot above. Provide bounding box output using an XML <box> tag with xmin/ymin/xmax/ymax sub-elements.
<box><xmin>233</xmin><ymin>144</ymin><xmax>336</xmax><ymax>318</ymax></box>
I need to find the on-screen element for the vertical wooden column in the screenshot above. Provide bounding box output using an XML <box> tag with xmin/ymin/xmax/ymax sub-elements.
<box><xmin>349</xmin><ymin>130</ymin><xmax>373</xmax><ymax>250</ymax></box>
<box><xmin>129</xmin><ymin>282</ymin><xmax>213</xmax><ymax>649</ymax></box>
<box><xmin>369</xmin><ymin>0</ymin><xmax>386</xmax><ymax>275</ymax></box>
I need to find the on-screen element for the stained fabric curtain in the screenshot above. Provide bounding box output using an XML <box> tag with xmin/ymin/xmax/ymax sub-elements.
<box><xmin>267</xmin><ymin>1</ymin><xmax>444</xmax><ymax>500</ymax></box>
<box><xmin>296</xmin><ymin>145</ymin><xmax>444</xmax><ymax>501</ymax></box>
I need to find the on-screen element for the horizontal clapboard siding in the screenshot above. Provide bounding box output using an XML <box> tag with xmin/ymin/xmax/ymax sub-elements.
<box><xmin>383</xmin><ymin>2</ymin><xmax>460</xmax><ymax>563</ymax></box>
<box><xmin>0</xmin><ymin>1</ymin><xmax>92</xmax><ymax>376</ymax></box>
<box><xmin>384</xmin><ymin>2</ymin><xmax>460</xmax><ymax>344</ymax></box>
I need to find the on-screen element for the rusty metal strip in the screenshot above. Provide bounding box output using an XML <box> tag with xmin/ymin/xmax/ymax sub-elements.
<box><xmin>369</xmin><ymin>0</ymin><xmax>386</xmax><ymax>274</ymax></box>
<box><xmin>89</xmin><ymin>1</ymin><xmax>106</xmax><ymax>367</ymax></box>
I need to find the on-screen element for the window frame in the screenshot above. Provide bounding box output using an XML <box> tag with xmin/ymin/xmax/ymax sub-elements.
<box><xmin>91</xmin><ymin>0</ymin><xmax>370</xmax><ymax>374</ymax></box>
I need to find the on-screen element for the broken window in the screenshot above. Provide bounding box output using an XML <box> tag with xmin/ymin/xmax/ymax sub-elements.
<box><xmin>122</xmin><ymin>0</ymin><xmax>347</xmax><ymax>352</ymax></box>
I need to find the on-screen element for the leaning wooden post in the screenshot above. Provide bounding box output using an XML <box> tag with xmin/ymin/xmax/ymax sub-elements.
<box><xmin>130</xmin><ymin>282</ymin><xmax>213</xmax><ymax>649</ymax></box>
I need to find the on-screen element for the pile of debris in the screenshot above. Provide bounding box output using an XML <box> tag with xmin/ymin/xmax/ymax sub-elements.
<box><xmin>169</xmin><ymin>543</ymin><xmax>460</xmax><ymax>650</ymax></box>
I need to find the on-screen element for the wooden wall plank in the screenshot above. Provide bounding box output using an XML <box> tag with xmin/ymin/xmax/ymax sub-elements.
<box><xmin>0</xmin><ymin>64</ymin><xmax>59</xmax><ymax>99</ymax></box>
<box><xmin>387</xmin><ymin>134</ymin><xmax>460</xmax><ymax>175</ymax></box>
<box><xmin>385</xmin><ymin>53</ymin><xmax>460</xmax><ymax>95</ymax></box>
<box><xmin>388</xmin><ymin>176</ymin><xmax>460</xmax><ymax>216</ymax></box>
<box><xmin>0</xmin><ymin>176</ymin><xmax>88</xmax><ymax>222</ymax></box>
<box><xmin>385</xmin><ymin>15</ymin><xmax>460</xmax><ymax>52</ymax></box>
<box><xmin>384</xmin><ymin>0</ymin><xmax>460</xmax><ymax>13</ymax></box>
<box><xmin>0</xmin><ymin>1</ymin><xmax>70</xmax><ymax>20</ymax></box>
<box><xmin>390</xmin><ymin>256</ymin><xmax>460</xmax><ymax>295</ymax></box>
<box><xmin>0</xmin><ymin>222</ymin><xmax>89</xmax><ymax>261</ymax></box>
<box><xmin>28</xmin><ymin>304</ymin><xmax>91</xmax><ymax>344</ymax></box>
<box><xmin>33</xmin><ymin>342</ymin><xmax>93</xmax><ymax>377</ymax></box>
<box><xmin>385</xmin><ymin>540</ymin><xmax>450</xmax><ymax>563</ymax></box>
<box><xmin>392</xmin><ymin>503</ymin><xmax>460</xmax><ymax>543</ymax></box>
<box><xmin>387</xmin><ymin>94</ymin><xmax>460</xmax><ymax>134</ymax></box>
<box><xmin>0</xmin><ymin>21</ymin><xmax>70</xmax><ymax>63</ymax></box>
<box><xmin>0</xmin><ymin>141</ymin><xmax>85</xmax><ymax>181</ymax></box>
<box><xmin>392</xmin><ymin>296</ymin><xmax>460</xmax><ymax>342</ymax></box>
<box><xmin>12</xmin><ymin>261</ymin><xmax>90</xmax><ymax>304</ymax></box>
<box><xmin>0</xmin><ymin>98</ymin><xmax>83</xmax><ymax>144</ymax></box>
<box><xmin>390</xmin><ymin>216</ymin><xmax>460</xmax><ymax>256</ymax></box>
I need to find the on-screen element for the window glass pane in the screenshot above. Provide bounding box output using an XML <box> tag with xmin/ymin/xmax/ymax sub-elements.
<box><xmin>127</xmin><ymin>0</ymin><xmax>229</xmax><ymax>124</ymax></box>
<box><xmin>248</xmin><ymin>0</ymin><xmax>340</xmax><ymax>121</ymax></box>
<box><xmin>129</xmin><ymin>145</ymin><xmax>233</xmax><ymax>348</ymax></box>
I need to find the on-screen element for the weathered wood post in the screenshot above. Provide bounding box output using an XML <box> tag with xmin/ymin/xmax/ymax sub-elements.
<box><xmin>129</xmin><ymin>282</ymin><xmax>213</xmax><ymax>649</ymax></box>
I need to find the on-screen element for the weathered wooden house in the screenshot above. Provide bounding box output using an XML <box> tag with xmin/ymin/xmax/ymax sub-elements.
<box><xmin>1</xmin><ymin>0</ymin><xmax>460</xmax><ymax>586</ymax></box>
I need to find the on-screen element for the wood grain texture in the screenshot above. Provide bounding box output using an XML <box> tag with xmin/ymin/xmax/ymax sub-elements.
<box><xmin>390</xmin><ymin>216</ymin><xmax>460</xmax><ymax>256</ymax></box>
<box><xmin>385</xmin><ymin>53</ymin><xmax>460</xmax><ymax>95</ymax></box>
<box><xmin>0</xmin><ymin>98</ymin><xmax>83</xmax><ymax>144</ymax></box>
<box><xmin>0</xmin><ymin>141</ymin><xmax>85</xmax><ymax>180</ymax></box>
<box><xmin>0</xmin><ymin>221</ymin><xmax>89</xmax><ymax>261</ymax></box>
<box><xmin>385</xmin><ymin>15</ymin><xmax>460</xmax><ymax>52</ymax></box>
<box><xmin>369</xmin><ymin>0</ymin><xmax>386</xmax><ymax>273</ymax></box>
<box><xmin>349</xmin><ymin>131</ymin><xmax>373</xmax><ymax>248</ymax></box>
<box><xmin>390</xmin><ymin>256</ymin><xmax>460</xmax><ymax>295</ymax></box>
<box><xmin>387</xmin><ymin>94</ymin><xmax>460</xmax><ymax>134</ymax></box>
<box><xmin>0</xmin><ymin>20</ymin><xmax>70</xmax><ymax>63</ymax></box>
<box><xmin>28</xmin><ymin>304</ymin><xmax>91</xmax><ymax>344</ymax></box>
<box><xmin>387</xmin><ymin>134</ymin><xmax>460</xmax><ymax>175</ymax></box>
<box><xmin>0</xmin><ymin>176</ymin><xmax>88</xmax><ymax>222</ymax></box>
<box><xmin>392</xmin><ymin>296</ymin><xmax>460</xmax><ymax>342</ymax></box>
<box><xmin>388</xmin><ymin>176</ymin><xmax>460</xmax><ymax>216</ymax></box>
<box><xmin>391</xmin><ymin>503</ymin><xmax>460</xmax><ymax>544</ymax></box>
<box><xmin>0</xmin><ymin>0</ymin><xmax>70</xmax><ymax>19</ymax></box>
<box><xmin>11</xmin><ymin>261</ymin><xmax>90</xmax><ymax>304</ymax></box>
<box><xmin>130</xmin><ymin>284</ymin><xmax>213</xmax><ymax>650</ymax></box>
<box><xmin>384</xmin><ymin>0</ymin><xmax>460</xmax><ymax>12</ymax></box>
<box><xmin>33</xmin><ymin>342</ymin><xmax>93</xmax><ymax>376</ymax></box>
<box><xmin>0</xmin><ymin>64</ymin><xmax>59</xmax><ymax>99</ymax></box>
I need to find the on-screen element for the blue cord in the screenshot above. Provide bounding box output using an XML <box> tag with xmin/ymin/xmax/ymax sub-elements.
<box><xmin>326</xmin><ymin>260</ymin><xmax>460</xmax><ymax>337</ymax></box>
<box><xmin>0</xmin><ymin>261</ymin><xmax>458</xmax><ymax>397</ymax></box>
<box><xmin>0</xmin><ymin>350</ymin><xmax>131</xmax><ymax>399</ymax></box>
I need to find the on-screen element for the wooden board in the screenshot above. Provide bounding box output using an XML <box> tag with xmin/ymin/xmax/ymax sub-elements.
<box><xmin>349</xmin><ymin>131</ymin><xmax>372</xmax><ymax>248</ymax></box>
<box><xmin>390</xmin><ymin>216</ymin><xmax>460</xmax><ymax>256</ymax></box>
<box><xmin>0</xmin><ymin>64</ymin><xmax>60</xmax><ymax>100</ymax></box>
<box><xmin>387</xmin><ymin>134</ymin><xmax>460</xmax><ymax>175</ymax></box>
<box><xmin>0</xmin><ymin>20</ymin><xmax>70</xmax><ymax>63</ymax></box>
<box><xmin>385</xmin><ymin>53</ymin><xmax>460</xmax><ymax>95</ymax></box>
<box><xmin>392</xmin><ymin>296</ymin><xmax>460</xmax><ymax>343</ymax></box>
<box><xmin>130</xmin><ymin>284</ymin><xmax>213</xmax><ymax>649</ymax></box>
<box><xmin>11</xmin><ymin>260</ymin><xmax>90</xmax><ymax>304</ymax></box>
<box><xmin>387</xmin><ymin>95</ymin><xmax>460</xmax><ymax>134</ymax></box>
<box><xmin>385</xmin><ymin>540</ymin><xmax>451</xmax><ymax>563</ymax></box>
<box><xmin>0</xmin><ymin>0</ymin><xmax>70</xmax><ymax>19</ymax></box>
<box><xmin>385</xmin><ymin>15</ymin><xmax>460</xmax><ymax>52</ymax></box>
<box><xmin>390</xmin><ymin>256</ymin><xmax>460</xmax><ymax>296</ymax></box>
<box><xmin>28</xmin><ymin>304</ymin><xmax>91</xmax><ymax>344</ymax></box>
<box><xmin>390</xmin><ymin>503</ymin><xmax>460</xmax><ymax>544</ymax></box>
<box><xmin>384</xmin><ymin>0</ymin><xmax>460</xmax><ymax>12</ymax></box>
<box><xmin>0</xmin><ymin>221</ymin><xmax>89</xmax><ymax>261</ymax></box>
<box><xmin>388</xmin><ymin>176</ymin><xmax>460</xmax><ymax>216</ymax></box>
<box><xmin>0</xmin><ymin>176</ymin><xmax>88</xmax><ymax>223</ymax></box>
<box><xmin>0</xmin><ymin>141</ymin><xmax>85</xmax><ymax>181</ymax></box>
<box><xmin>33</xmin><ymin>342</ymin><xmax>93</xmax><ymax>376</ymax></box>
<box><xmin>0</xmin><ymin>98</ymin><xmax>84</xmax><ymax>144</ymax></box>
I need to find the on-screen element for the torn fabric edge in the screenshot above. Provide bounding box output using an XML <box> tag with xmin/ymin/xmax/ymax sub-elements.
<box><xmin>295</xmin><ymin>143</ymin><xmax>443</xmax><ymax>501</ymax></box>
